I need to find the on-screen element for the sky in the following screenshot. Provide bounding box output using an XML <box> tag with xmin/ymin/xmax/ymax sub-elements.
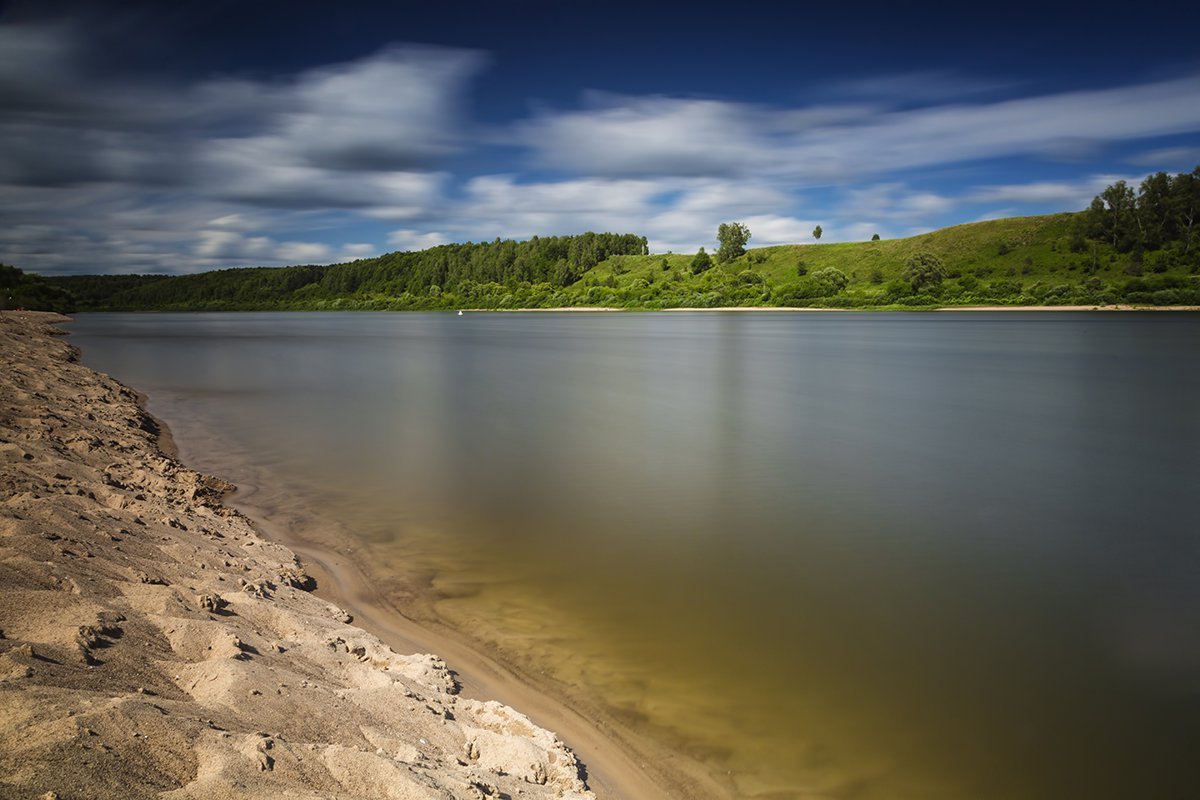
<box><xmin>2</xmin><ymin>0</ymin><xmax>1200</xmax><ymax>276</ymax></box>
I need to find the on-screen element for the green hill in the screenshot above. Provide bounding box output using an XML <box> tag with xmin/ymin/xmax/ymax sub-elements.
<box><xmin>523</xmin><ymin>211</ymin><xmax>1197</xmax><ymax>309</ymax></box>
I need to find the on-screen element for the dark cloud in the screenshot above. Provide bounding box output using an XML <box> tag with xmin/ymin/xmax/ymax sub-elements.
<box><xmin>0</xmin><ymin>20</ymin><xmax>478</xmax><ymax>272</ymax></box>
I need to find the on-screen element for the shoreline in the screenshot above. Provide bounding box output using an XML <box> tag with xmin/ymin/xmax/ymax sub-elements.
<box><xmin>223</xmin><ymin>482</ymin><xmax>714</xmax><ymax>800</ymax></box>
<box><xmin>0</xmin><ymin>310</ymin><xmax>638</xmax><ymax>799</ymax></box>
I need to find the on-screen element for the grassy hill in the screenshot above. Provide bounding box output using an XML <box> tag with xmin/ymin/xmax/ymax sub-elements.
<box><xmin>41</xmin><ymin>212</ymin><xmax>1200</xmax><ymax>311</ymax></box>
<box><xmin>568</xmin><ymin>212</ymin><xmax>1198</xmax><ymax>308</ymax></box>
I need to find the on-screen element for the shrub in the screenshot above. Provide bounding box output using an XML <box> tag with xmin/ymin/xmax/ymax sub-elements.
<box><xmin>903</xmin><ymin>252</ymin><xmax>947</xmax><ymax>292</ymax></box>
<box><xmin>811</xmin><ymin>267</ymin><xmax>849</xmax><ymax>294</ymax></box>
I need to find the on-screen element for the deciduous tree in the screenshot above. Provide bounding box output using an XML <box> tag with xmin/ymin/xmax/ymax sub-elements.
<box><xmin>716</xmin><ymin>222</ymin><xmax>751</xmax><ymax>263</ymax></box>
<box><xmin>903</xmin><ymin>252</ymin><xmax>947</xmax><ymax>292</ymax></box>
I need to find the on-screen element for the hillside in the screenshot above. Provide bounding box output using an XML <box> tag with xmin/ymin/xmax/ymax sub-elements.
<box><xmin>38</xmin><ymin>211</ymin><xmax>1199</xmax><ymax>312</ymax></box>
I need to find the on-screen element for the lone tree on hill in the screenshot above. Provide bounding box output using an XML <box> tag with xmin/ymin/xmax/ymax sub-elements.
<box><xmin>716</xmin><ymin>222</ymin><xmax>751</xmax><ymax>263</ymax></box>
<box><xmin>812</xmin><ymin>225</ymin><xmax>823</xmax><ymax>240</ymax></box>
<box><xmin>871</xmin><ymin>233</ymin><xmax>881</xmax><ymax>241</ymax></box>
<box><xmin>903</xmin><ymin>252</ymin><xmax>947</xmax><ymax>293</ymax></box>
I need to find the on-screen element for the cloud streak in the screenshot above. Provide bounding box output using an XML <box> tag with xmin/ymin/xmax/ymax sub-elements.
<box><xmin>517</xmin><ymin>76</ymin><xmax>1200</xmax><ymax>182</ymax></box>
<box><xmin>0</xmin><ymin>22</ymin><xmax>478</xmax><ymax>272</ymax></box>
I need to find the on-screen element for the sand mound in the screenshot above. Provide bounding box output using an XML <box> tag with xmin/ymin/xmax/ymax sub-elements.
<box><xmin>0</xmin><ymin>312</ymin><xmax>594</xmax><ymax>800</ymax></box>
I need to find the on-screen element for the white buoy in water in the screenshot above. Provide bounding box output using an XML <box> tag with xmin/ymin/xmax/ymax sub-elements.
<box><xmin>457</xmin><ymin>310</ymin><xmax>463</xmax><ymax>316</ymax></box>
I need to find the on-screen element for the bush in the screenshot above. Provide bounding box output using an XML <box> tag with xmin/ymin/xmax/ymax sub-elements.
<box><xmin>811</xmin><ymin>268</ymin><xmax>849</xmax><ymax>295</ymax></box>
<box><xmin>989</xmin><ymin>279</ymin><xmax>1023</xmax><ymax>298</ymax></box>
<box><xmin>903</xmin><ymin>252</ymin><xmax>947</xmax><ymax>292</ymax></box>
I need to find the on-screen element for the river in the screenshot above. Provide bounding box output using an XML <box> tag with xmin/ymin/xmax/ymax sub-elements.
<box><xmin>66</xmin><ymin>311</ymin><xmax>1200</xmax><ymax>799</ymax></box>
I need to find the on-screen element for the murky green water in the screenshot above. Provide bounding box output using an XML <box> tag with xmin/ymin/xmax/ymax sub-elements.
<box><xmin>68</xmin><ymin>311</ymin><xmax>1200</xmax><ymax>799</ymax></box>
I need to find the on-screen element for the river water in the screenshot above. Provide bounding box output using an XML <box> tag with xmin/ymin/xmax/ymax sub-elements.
<box><xmin>67</xmin><ymin>311</ymin><xmax>1200</xmax><ymax>799</ymax></box>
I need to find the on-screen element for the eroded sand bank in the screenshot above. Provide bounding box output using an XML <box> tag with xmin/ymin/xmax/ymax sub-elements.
<box><xmin>0</xmin><ymin>311</ymin><xmax>601</xmax><ymax>799</ymax></box>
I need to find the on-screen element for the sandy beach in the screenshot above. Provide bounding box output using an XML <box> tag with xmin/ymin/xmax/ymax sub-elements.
<box><xmin>0</xmin><ymin>311</ymin><xmax>634</xmax><ymax>799</ymax></box>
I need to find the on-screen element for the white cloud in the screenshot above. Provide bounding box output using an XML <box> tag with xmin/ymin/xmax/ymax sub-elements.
<box><xmin>194</xmin><ymin>230</ymin><xmax>273</xmax><ymax>260</ymax></box>
<box><xmin>283</xmin><ymin>46</ymin><xmax>482</xmax><ymax>170</ymax></box>
<box><xmin>516</xmin><ymin>94</ymin><xmax>764</xmax><ymax>178</ymax></box>
<box><xmin>277</xmin><ymin>241</ymin><xmax>333</xmax><ymax>263</ymax></box>
<box><xmin>338</xmin><ymin>243</ymin><xmax>379</xmax><ymax>261</ymax></box>
<box><xmin>839</xmin><ymin>183</ymin><xmax>955</xmax><ymax>222</ymax></box>
<box><xmin>387</xmin><ymin>230</ymin><xmax>450</xmax><ymax>251</ymax></box>
<box><xmin>739</xmin><ymin>215</ymin><xmax>824</xmax><ymax>246</ymax></box>
<box><xmin>518</xmin><ymin>75</ymin><xmax>1200</xmax><ymax>181</ymax></box>
<box><xmin>839</xmin><ymin>222</ymin><xmax>889</xmax><ymax>242</ymax></box>
<box><xmin>192</xmin><ymin>230</ymin><xmax>335</xmax><ymax>266</ymax></box>
<box><xmin>967</xmin><ymin>173</ymin><xmax>1144</xmax><ymax>207</ymax></box>
<box><xmin>1128</xmin><ymin>147</ymin><xmax>1200</xmax><ymax>168</ymax></box>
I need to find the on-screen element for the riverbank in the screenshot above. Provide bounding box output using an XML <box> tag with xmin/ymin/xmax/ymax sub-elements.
<box><xmin>0</xmin><ymin>311</ymin><xmax>606</xmax><ymax>799</ymax></box>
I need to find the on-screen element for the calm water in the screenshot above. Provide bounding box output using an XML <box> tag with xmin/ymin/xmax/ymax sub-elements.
<box><xmin>67</xmin><ymin>312</ymin><xmax>1200</xmax><ymax>799</ymax></box>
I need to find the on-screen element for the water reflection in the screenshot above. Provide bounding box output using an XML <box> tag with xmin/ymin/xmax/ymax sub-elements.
<box><xmin>68</xmin><ymin>311</ymin><xmax>1200</xmax><ymax>799</ymax></box>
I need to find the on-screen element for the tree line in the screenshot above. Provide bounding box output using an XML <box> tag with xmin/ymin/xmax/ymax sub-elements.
<box><xmin>0</xmin><ymin>264</ymin><xmax>76</xmax><ymax>313</ymax></box>
<box><xmin>1079</xmin><ymin>167</ymin><xmax>1200</xmax><ymax>255</ymax></box>
<box><xmin>53</xmin><ymin>232</ymin><xmax>649</xmax><ymax>311</ymax></box>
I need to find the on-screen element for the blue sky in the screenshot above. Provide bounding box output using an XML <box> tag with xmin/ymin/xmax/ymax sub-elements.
<box><xmin>2</xmin><ymin>0</ymin><xmax>1200</xmax><ymax>275</ymax></box>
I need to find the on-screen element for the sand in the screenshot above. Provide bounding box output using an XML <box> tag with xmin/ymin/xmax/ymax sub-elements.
<box><xmin>0</xmin><ymin>311</ymin><xmax>604</xmax><ymax>800</ymax></box>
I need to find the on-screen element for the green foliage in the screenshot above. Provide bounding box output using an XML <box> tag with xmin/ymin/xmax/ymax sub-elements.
<box><xmin>871</xmin><ymin>233</ymin><xmax>881</xmax><ymax>241</ymax></box>
<box><xmin>0</xmin><ymin>264</ymin><xmax>76</xmax><ymax>313</ymax></box>
<box><xmin>812</xmin><ymin>225</ymin><xmax>823</xmax><ymax>240</ymax></box>
<box><xmin>810</xmin><ymin>267</ymin><xmax>848</xmax><ymax>294</ymax></box>
<box><xmin>691</xmin><ymin>247</ymin><xmax>714</xmax><ymax>274</ymax></box>
<box><xmin>51</xmin><ymin>233</ymin><xmax>647</xmax><ymax>311</ymax></box>
<box><xmin>716</xmin><ymin>222</ymin><xmax>751</xmax><ymax>263</ymax></box>
<box><xmin>1083</xmin><ymin>167</ymin><xmax>1200</xmax><ymax>254</ymax></box>
<box><xmin>903</xmin><ymin>252</ymin><xmax>947</xmax><ymax>292</ymax></box>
